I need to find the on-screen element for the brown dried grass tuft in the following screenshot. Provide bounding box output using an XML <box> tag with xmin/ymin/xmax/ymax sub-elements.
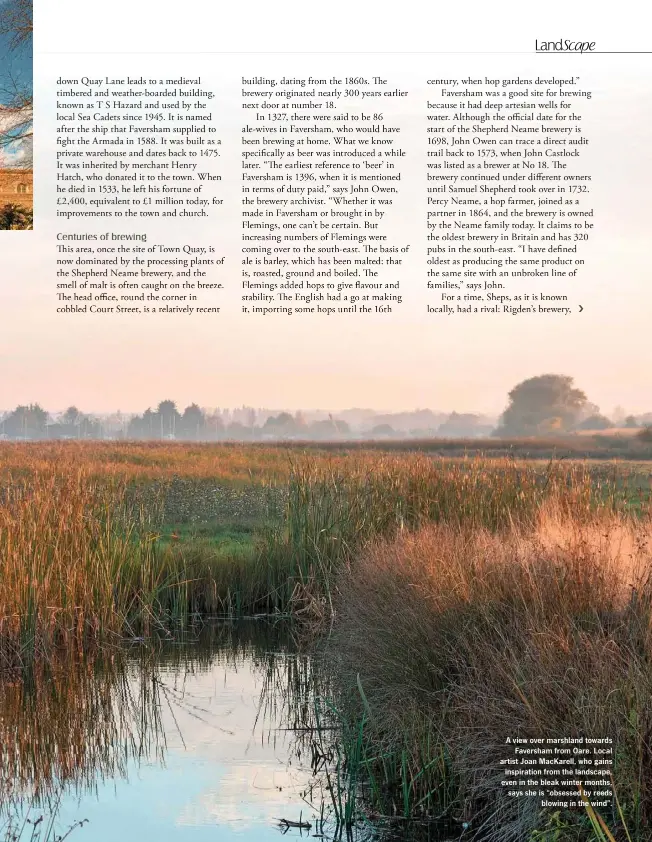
<box><xmin>329</xmin><ymin>507</ymin><xmax>652</xmax><ymax>839</ymax></box>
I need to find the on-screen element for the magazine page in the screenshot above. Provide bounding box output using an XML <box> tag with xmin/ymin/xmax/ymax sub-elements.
<box><xmin>1</xmin><ymin>1</ymin><xmax>650</xmax><ymax>840</ymax></box>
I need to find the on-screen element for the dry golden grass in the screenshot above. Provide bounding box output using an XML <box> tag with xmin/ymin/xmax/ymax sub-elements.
<box><xmin>0</xmin><ymin>443</ymin><xmax>642</xmax><ymax>670</ymax></box>
<box><xmin>574</xmin><ymin>427</ymin><xmax>641</xmax><ymax>437</ymax></box>
<box><xmin>0</xmin><ymin>441</ymin><xmax>298</xmax><ymax>484</ymax></box>
<box><xmin>1</xmin><ymin>440</ymin><xmax>650</xmax><ymax>485</ymax></box>
<box><xmin>0</xmin><ymin>466</ymin><xmax>305</xmax><ymax>670</ymax></box>
<box><xmin>329</xmin><ymin>508</ymin><xmax>652</xmax><ymax>840</ymax></box>
<box><xmin>0</xmin><ymin>468</ymin><xmax>155</xmax><ymax>667</ymax></box>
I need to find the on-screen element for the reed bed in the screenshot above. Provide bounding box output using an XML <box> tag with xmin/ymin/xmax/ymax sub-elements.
<box><xmin>265</xmin><ymin>455</ymin><xmax>628</xmax><ymax>615</ymax></box>
<box><xmin>0</xmin><ymin>467</ymin><xmax>300</xmax><ymax>669</ymax></box>
<box><xmin>0</xmin><ymin>448</ymin><xmax>638</xmax><ymax>670</ymax></box>
<box><xmin>325</xmin><ymin>507</ymin><xmax>652</xmax><ymax>841</ymax></box>
<box><xmin>1</xmin><ymin>440</ymin><xmax>650</xmax><ymax>486</ymax></box>
<box><xmin>0</xmin><ymin>470</ymin><xmax>147</xmax><ymax>667</ymax></box>
<box><xmin>0</xmin><ymin>441</ymin><xmax>299</xmax><ymax>485</ymax></box>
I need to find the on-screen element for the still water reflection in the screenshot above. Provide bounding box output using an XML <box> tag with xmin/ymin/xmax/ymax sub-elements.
<box><xmin>0</xmin><ymin>622</ymin><xmax>353</xmax><ymax>842</ymax></box>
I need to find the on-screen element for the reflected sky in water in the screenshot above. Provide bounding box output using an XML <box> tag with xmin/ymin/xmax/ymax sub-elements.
<box><xmin>3</xmin><ymin>626</ymin><xmax>335</xmax><ymax>842</ymax></box>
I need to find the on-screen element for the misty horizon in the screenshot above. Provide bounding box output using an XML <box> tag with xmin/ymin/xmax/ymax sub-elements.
<box><xmin>1</xmin><ymin>390</ymin><xmax>650</xmax><ymax>443</ymax></box>
<box><xmin>1</xmin><ymin>375</ymin><xmax>649</xmax><ymax>428</ymax></box>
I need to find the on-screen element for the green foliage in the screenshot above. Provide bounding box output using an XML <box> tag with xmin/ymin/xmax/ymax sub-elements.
<box><xmin>637</xmin><ymin>426</ymin><xmax>652</xmax><ymax>443</ymax></box>
<box><xmin>0</xmin><ymin>203</ymin><xmax>32</xmax><ymax>230</ymax></box>
<box><xmin>577</xmin><ymin>414</ymin><xmax>613</xmax><ymax>432</ymax></box>
<box><xmin>495</xmin><ymin>374</ymin><xmax>589</xmax><ymax>437</ymax></box>
<box><xmin>1</xmin><ymin>404</ymin><xmax>48</xmax><ymax>439</ymax></box>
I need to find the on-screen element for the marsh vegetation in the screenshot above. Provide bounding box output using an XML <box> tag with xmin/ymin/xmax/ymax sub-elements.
<box><xmin>1</xmin><ymin>442</ymin><xmax>651</xmax><ymax>840</ymax></box>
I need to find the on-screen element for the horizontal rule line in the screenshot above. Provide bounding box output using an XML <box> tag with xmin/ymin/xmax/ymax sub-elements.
<box><xmin>535</xmin><ymin>51</ymin><xmax>652</xmax><ymax>54</ymax></box>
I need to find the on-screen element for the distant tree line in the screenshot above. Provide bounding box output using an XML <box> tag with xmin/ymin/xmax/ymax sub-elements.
<box><xmin>0</xmin><ymin>401</ymin><xmax>355</xmax><ymax>441</ymax></box>
<box><xmin>0</xmin><ymin>404</ymin><xmax>102</xmax><ymax>439</ymax></box>
<box><xmin>125</xmin><ymin>402</ymin><xmax>351</xmax><ymax>441</ymax></box>
<box><xmin>0</xmin><ymin>380</ymin><xmax>650</xmax><ymax>442</ymax></box>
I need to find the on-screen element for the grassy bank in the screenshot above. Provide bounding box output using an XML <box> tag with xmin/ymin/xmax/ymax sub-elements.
<box><xmin>265</xmin><ymin>455</ymin><xmax>635</xmax><ymax>613</ymax></box>
<box><xmin>323</xmin><ymin>509</ymin><xmax>652</xmax><ymax>841</ymax></box>
<box><xmin>0</xmin><ymin>445</ymin><xmax>643</xmax><ymax>670</ymax></box>
<box><xmin>2</xmin><ymin>439</ymin><xmax>652</xmax><ymax>482</ymax></box>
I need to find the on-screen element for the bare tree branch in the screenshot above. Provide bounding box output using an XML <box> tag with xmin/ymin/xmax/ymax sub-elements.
<box><xmin>0</xmin><ymin>0</ymin><xmax>32</xmax><ymax>165</ymax></box>
<box><xmin>0</xmin><ymin>0</ymin><xmax>32</xmax><ymax>52</ymax></box>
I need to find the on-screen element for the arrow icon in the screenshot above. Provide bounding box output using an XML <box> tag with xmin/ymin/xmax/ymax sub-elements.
<box><xmin>579</xmin><ymin>305</ymin><xmax>584</xmax><ymax>312</ymax></box>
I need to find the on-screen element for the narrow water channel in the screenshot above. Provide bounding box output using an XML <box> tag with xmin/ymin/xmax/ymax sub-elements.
<box><xmin>0</xmin><ymin>623</ymin><xmax>359</xmax><ymax>842</ymax></box>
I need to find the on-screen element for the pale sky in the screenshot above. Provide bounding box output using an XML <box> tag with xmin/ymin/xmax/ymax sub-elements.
<box><xmin>0</xmin><ymin>2</ymin><xmax>649</xmax><ymax>417</ymax></box>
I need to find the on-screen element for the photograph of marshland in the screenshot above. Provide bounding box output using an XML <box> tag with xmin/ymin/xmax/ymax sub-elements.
<box><xmin>0</xmin><ymin>0</ymin><xmax>32</xmax><ymax>230</ymax></box>
<box><xmin>1</xmin><ymin>374</ymin><xmax>652</xmax><ymax>841</ymax></box>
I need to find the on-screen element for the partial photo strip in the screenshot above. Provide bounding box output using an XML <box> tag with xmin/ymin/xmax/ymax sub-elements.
<box><xmin>0</xmin><ymin>0</ymin><xmax>32</xmax><ymax>230</ymax></box>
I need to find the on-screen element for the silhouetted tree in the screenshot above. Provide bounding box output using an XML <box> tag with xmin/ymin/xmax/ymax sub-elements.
<box><xmin>437</xmin><ymin>412</ymin><xmax>492</xmax><ymax>438</ymax></box>
<box><xmin>127</xmin><ymin>407</ymin><xmax>155</xmax><ymax>439</ymax></box>
<box><xmin>225</xmin><ymin>421</ymin><xmax>252</xmax><ymax>440</ymax></box>
<box><xmin>126</xmin><ymin>400</ymin><xmax>186</xmax><ymax>439</ymax></box>
<box><xmin>156</xmin><ymin>399</ymin><xmax>181</xmax><ymax>438</ymax></box>
<box><xmin>62</xmin><ymin>406</ymin><xmax>82</xmax><ymax>427</ymax></box>
<box><xmin>204</xmin><ymin>410</ymin><xmax>226</xmax><ymax>440</ymax></box>
<box><xmin>179</xmin><ymin>403</ymin><xmax>206</xmax><ymax>440</ymax></box>
<box><xmin>637</xmin><ymin>426</ymin><xmax>652</xmax><ymax>443</ymax></box>
<box><xmin>308</xmin><ymin>417</ymin><xmax>350</xmax><ymax>438</ymax></box>
<box><xmin>2</xmin><ymin>403</ymin><xmax>48</xmax><ymax>438</ymax></box>
<box><xmin>576</xmin><ymin>414</ymin><xmax>612</xmax><ymax>431</ymax></box>
<box><xmin>494</xmin><ymin>375</ymin><xmax>588</xmax><ymax>437</ymax></box>
<box><xmin>263</xmin><ymin>412</ymin><xmax>296</xmax><ymax>436</ymax></box>
<box><xmin>371</xmin><ymin>423</ymin><xmax>396</xmax><ymax>437</ymax></box>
